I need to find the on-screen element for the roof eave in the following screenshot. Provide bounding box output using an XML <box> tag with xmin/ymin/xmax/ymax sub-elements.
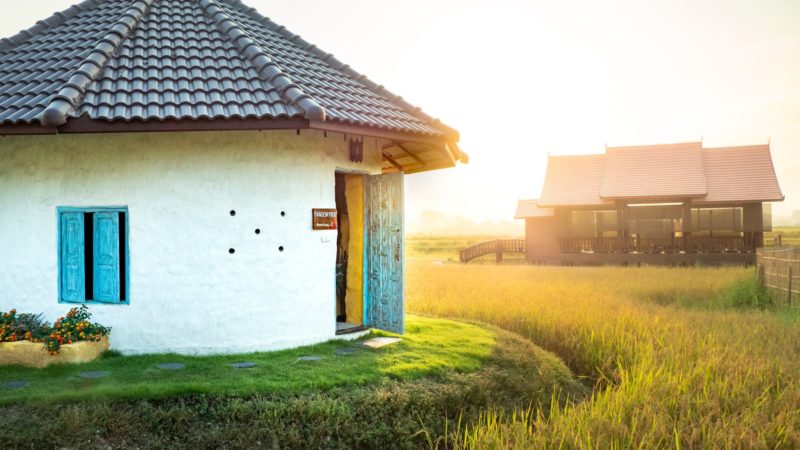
<box><xmin>693</xmin><ymin>196</ymin><xmax>786</xmax><ymax>206</ymax></box>
<box><xmin>0</xmin><ymin>116</ymin><xmax>311</xmax><ymax>135</ymax></box>
<box><xmin>535</xmin><ymin>201</ymin><xmax>614</xmax><ymax>208</ymax></box>
<box><xmin>600</xmin><ymin>193</ymin><xmax>708</xmax><ymax>202</ymax></box>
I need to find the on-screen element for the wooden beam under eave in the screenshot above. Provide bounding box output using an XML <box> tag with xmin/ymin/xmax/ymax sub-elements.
<box><xmin>444</xmin><ymin>141</ymin><xmax>460</xmax><ymax>165</ymax></box>
<box><xmin>392</xmin><ymin>141</ymin><xmax>427</xmax><ymax>165</ymax></box>
<box><xmin>382</xmin><ymin>152</ymin><xmax>405</xmax><ymax>172</ymax></box>
<box><xmin>403</xmin><ymin>159</ymin><xmax>457</xmax><ymax>174</ymax></box>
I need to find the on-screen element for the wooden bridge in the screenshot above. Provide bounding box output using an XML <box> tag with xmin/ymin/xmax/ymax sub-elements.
<box><xmin>459</xmin><ymin>239</ymin><xmax>526</xmax><ymax>263</ymax></box>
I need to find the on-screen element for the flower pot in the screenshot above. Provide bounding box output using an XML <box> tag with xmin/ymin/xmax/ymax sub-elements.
<box><xmin>0</xmin><ymin>336</ymin><xmax>110</xmax><ymax>368</ymax></box>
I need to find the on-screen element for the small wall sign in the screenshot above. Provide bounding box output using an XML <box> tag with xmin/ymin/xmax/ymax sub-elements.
<box><xmin>312</xmin><ymin>208</ymin><xmax>338</xmax><ymax>230</ymax></box>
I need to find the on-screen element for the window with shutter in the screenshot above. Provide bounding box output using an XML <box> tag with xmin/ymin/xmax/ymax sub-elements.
<box><xmin>58</xmin><ymin>207</ymin><xmax>129</xmax><ymax>304</ymax></box>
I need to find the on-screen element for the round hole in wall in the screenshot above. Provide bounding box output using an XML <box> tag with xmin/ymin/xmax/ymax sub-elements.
<box><xmin>279</xmin><ymin>246</ymin><xmax>284</xmax><ymax>252</ymax></box>
<box><xmin>230</xmin><ymin>210</ymin><xmax>236</xmax><ymax>216</ymax></box>
<box><xmin>229</xmin><ymin>248</ymin><xmax>236</xmax><ymax>254</ymax></box>
<box><xmin>255</xmin><ymin>229</ymin><xmax>261</xmax><ymax>235</ymax></box>
<box><xmin>280</xmin><ymin>211</ymin><xmax>286</xmax><ymax>217</ymax></box>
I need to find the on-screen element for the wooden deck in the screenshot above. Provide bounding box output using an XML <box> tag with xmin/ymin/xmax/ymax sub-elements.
<box><xmin>560</xmin><ymin>236</ymin><xmax>757</xmax><ymax>255</ymax></box>
<box><xmin>553</xmin><ymin>252</ymin><xmax>755</xmax><ymax>266</ymax></box>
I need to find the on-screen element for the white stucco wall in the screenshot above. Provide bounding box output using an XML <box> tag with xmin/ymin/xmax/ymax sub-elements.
<box><xmin>0</xmin><ymin>129</ymin><xmax>384</xmax><ymax>355</ymax></box>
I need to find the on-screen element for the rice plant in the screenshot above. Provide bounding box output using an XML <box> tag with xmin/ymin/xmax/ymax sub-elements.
<box><xmin>407</xmin><ymin>261</ymin><xmax>800</xmax><ymax>449</ymax></box>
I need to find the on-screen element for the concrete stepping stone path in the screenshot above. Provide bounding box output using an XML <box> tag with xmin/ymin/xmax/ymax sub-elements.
<box><xmin>79</xmin><ymin>371</ymin><xmax>110</xmax><ymax>379</ymax></box>
<box><xmin>228</xmin><ymin>362</ymin><xmax>257</xmax><ymax>369</ymax></box>
<box><xmin>334</xmin><ymin>347</ymin><xmax>359</xmax><ymax>355</ymax></box>
<box><xmin>362</xmin><ymin>337</ymin><xmax>402</xmax><ymax>348</ymax></box>
<box><xmin>1</xmin><ymin>381</ymin><xmax>29</xmax><ymax>389</ymax></box>
<box><xmin>297</xmin><ymin>355</ymin><xmax>321</xmax><ymax>361</ymax></box>
<box><xmin>157</xmin><ymin>363</ymin><xmax>185</xmax><ymax>370</ymax></box>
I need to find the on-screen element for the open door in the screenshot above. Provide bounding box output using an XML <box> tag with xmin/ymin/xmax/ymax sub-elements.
<box><xmin>365</xmin><ymin>172</ymin><xmax>404</xmax><ymax>334</ymax></box>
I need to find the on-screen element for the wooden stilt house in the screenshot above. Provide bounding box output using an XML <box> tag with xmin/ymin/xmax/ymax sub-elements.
<box><xmin>516</xmin><ymin>142</ymin><xmax>783</xmax><ymax>265</ymax></box>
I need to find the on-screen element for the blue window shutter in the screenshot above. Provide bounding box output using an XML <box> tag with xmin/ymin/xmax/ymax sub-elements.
<box><xmin>60</xmin><ymin>212</ymin><xmax>86</xmax><ymax>302</ymax></box>
<box><xmin>93</xmin><ymin>212</ymin><xmax>120</xmax><ymax>303</ymax></box>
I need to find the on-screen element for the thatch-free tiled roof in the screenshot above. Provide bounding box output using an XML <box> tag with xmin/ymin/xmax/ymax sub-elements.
<box><xmin>698</xmin><ymin>145</ymin><xmax>785</xmax><ymax>205</ymax></box>
<box><xmin>0</xmin><ymin>0</ymin><xmax>456</xmax><ymax>140</ymax></box>
<box><xmin>514</xmin><ymin>199</ymin><xmax>554</xmax><ymax>219</ymax></box>
<box><xmin>539</xmin><ymin>154</ymin><xmax>611</xmax><ymax>207</ymax></box>
<box><xmin>601</xmin><ymin>142</ymin><xmax>708</xmax><ymax>200</ymax></box>
<box><xmin>534</xmin><ymin>142</ymin><xmax>784</xmax><ymax>208</ymax></box>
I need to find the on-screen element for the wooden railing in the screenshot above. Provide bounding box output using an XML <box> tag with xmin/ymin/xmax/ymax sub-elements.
<box><xmin>460</xmin><ymin>239</ymin><xmax>526</xmax><ymax>263</ymax></box>
<box><xmin>560</xmin><ymin>236</ymin><xmax>755</xmax><ymax>254</ymax></box>
<box><xmin>756</xmin><ymin>247</ymin><xmax>800</xmax><ymax>307</ymax></box>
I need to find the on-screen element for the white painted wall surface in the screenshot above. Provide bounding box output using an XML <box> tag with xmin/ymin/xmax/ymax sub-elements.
<box><xmin>0</xmin><ymin>129</ymin><xmax>384</xmax><ymax>355</ymax></box>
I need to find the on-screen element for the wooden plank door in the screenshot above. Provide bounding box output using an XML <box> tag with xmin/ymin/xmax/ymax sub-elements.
<box><xmin>365</xmin><ymin>172</ymin><xmax>404</xmax><ymax>334</ymax></box>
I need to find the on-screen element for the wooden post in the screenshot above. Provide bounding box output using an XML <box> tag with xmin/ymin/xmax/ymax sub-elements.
<box><xmin>682</xmin><ymin>202</ymin><xmax>692</xmax><ymax>252</ymax></box>
<box><xmin>496</xmin><ymin>240</ymin><xmax>503</xmax><ymax>264</ymax></box>
<box><xmin>787</xmin><ymin>265</ymin><xmax>793</xmax><ymax>306</ymax></box>
<box><xmin>616</xmin><ymin>202</ymin><xmax>627</xmax><ymax>253</ymax></box>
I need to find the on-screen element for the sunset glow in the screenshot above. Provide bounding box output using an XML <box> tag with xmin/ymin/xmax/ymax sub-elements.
<box><xmin>3</xmin><ymin>0</ymin><xmax>798</xmax><ymax>224</ymax></box>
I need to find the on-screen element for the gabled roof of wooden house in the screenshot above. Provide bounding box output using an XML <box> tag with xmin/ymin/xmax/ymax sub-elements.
<box><xmin>601</xmin><ymin>142</ymin><xmax>707</xmax><ymax>200</ymax></box>
<box><xmin>538</xmin><ymin>154</ymin><xmax>611</xmax><ymax>207</ymax></box>
<box><xmin>514</xmin><ymin>199</ymin><xmax>554</xmax><ymax>219</ymax></box>
<box><xmin>0</xmin><ymin>0</ymin><xmax>465</xmax><ymax>173</ymax></box>
<box><xmin>698</xmin><ymin>145</ymin><xmax>785</xmax><ymax>205</ymax></box>
<box><xmin>531</xmin><ymin>142</ymin><xmax>783</xmax><ymax>208</ymax></box>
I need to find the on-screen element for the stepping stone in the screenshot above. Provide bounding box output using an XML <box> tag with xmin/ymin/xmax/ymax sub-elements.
<box><xmin>157</xmin><ymin>363</ymin><xmax>185</xmax><ymax>370</ymax></box>
<box><xmin>1</xmin><ymin>381</ymin><xmax>29</xmax><ymax>389</ymax></box>
<box><xmin>335</xmin><ymin>347</ymin><xmax>359</xmax><ymax>355</ymax></box>
<box><xmin>362</xmin><ymin>337</ymin><xmax>402</xmax><ymax>349</ymax></box>
<box><xmin>228</xmin><ymin>362</ymin><xmax>257</xmax><ymax>369</ymax></box>
<box><xmin>78</xmin><ymin>371</ymin><xmax>110</xmax><ymax>379</ymax></box>
<box><xmin>297</xmin><ymin>356</ymin><xmax>321</xmax><ymax>362</ymax></box>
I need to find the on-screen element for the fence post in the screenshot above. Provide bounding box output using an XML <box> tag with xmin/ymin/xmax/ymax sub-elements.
<box><xmin>788</xmin><ymin>265</ymin><xmax>793</xmax><ymax>306</ymax></box>
<box><xmin>496</xmin><ymin>240</ymin><xmax>503</xmax><ymax>264</ymax></box>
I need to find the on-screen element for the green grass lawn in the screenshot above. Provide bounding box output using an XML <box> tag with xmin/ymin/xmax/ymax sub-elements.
<box><xmin>0</xmin><ymin>317</ymin><xmax>581</xmax><ymax>449</ymax></box>
<box><xmin>0</xmin><ymin>315</ymin><xmax>494</xmax><ymax>404</ymax></box>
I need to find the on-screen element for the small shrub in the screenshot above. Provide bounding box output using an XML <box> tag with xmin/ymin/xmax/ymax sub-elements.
<box><xmin>0</xmin><ymin>309</ymin><xmax>49</xmax><ymax>343</ymax></box>
<box><xmin>44</xmin><ymin>305</ymin><xmax>111</xmax><ymax>354</ymax></box>
<box><xmin>712</xmin><ymin>274</ymin><xmax>773</xmax><ymax>309</ymax></box>
<box><xmin>0</xmin><ymin>306</ymin><xmax>110</xmax><ymax>355</ymax></box>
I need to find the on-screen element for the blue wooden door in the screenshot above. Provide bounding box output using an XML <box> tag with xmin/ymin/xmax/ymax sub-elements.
<box><xmin>60</xmin><ymin>212</ymin><xmax>85</xmax><ymax>302</ymax></box>
<box><xmin>93</xmin><ymin>212</ymin><xmax>120</xmax><ymax>302</ymax></box>
<box><xmin>365</xmin><ymin>172</ymin><xmax>404</xmax><ymax>334</ymax></box>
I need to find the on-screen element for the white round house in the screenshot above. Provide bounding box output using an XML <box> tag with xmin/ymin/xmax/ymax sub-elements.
<box><xmin>0</xmin><ymin>0</ymin><xmax>466</xmax><ymax>355</ymax></box>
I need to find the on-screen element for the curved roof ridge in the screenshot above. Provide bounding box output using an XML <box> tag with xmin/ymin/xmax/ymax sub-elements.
<box><xmin>199</xmin><ymin>0</ymin><xmax>325</xmax><ymax>122</ymax></box>
<box><xmin>703</xmin><ymin>143</ymin><xmax>770</xmax><ymax>151</ymax></box>
<box><xmin>0</xmin><ymin>0</ymin><xmax>100</xmax><ymax>51</ymax></box>
<box><xmin>605</xmin><ymin>141</ymin><xmax>701</xmax><ymax>151</ymax></box>
<box><xmin>225</xmin><ymin>0</ymin><xmax>458</xmax><ymax>140</ymax></box>
<box><xmin>41</xmin><ymin>0</ymin><xmax>155</xmax><ymax>127</ymax></box>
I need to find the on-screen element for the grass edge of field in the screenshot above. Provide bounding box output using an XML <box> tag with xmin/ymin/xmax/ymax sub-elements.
<box><xmin>0</xmin><ymin>320</ymin><xmax>585</xmax><ymax>449</ymax></box>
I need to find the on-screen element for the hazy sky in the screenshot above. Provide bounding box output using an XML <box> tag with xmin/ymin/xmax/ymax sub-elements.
<box><xmin>2</xmin><ymin>0</ymin><xmax>799</xmax><ymax>221</ymax></box>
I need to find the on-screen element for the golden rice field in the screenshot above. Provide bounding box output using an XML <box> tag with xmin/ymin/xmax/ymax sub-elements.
<box><xmin>406</xmin><ymin>236</ymin><xmax>800</xmax><ymax>449</ymax></box>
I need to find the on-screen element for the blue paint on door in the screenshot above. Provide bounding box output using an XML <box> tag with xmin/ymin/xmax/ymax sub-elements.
<box><xmin>60</xmin><ymin>212</ymin><xmax>85</xmax><ymax>303</ymax></box>
<box><xmin>365</xmin><ymin>172</ymin><xmax>404</xmax><ymax>334</ymax></box>
<box><xmin>93</xmin><ymin>212</ymin><xmax>120</xmax><ymax>303</ymax></box>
